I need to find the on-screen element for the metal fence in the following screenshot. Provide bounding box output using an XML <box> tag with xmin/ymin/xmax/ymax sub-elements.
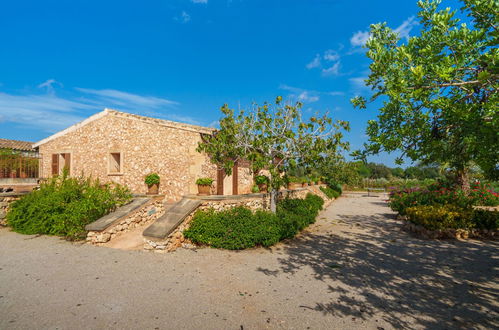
<box><xmin>0</xmin><ymin>154</ymin><xmax>40</xmax><ymax>178</ymax></box>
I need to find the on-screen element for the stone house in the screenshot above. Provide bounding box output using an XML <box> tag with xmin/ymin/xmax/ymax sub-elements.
<box><xmin>34</xmin><ymin>109</ymin><xmax>253</xmax><ymax>200</ymax></box>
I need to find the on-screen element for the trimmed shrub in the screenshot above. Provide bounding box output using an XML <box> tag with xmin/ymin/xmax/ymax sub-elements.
<box><xmin>320</xmin><ymin>186</ymin><xmax>340</xmax><ymax>199</ymax></box>
<box><xmin>7</xmin><ymin>173</ymin><xmax>132</xmax><ymax>239</ymax></box>
<box><xmin>405</xmin><ymin>205</ymin><xmax>498</xmax><ymax>231</ymax></box>
<box><xmin>184</xmin><ymin>193</ymin><xmax>324</xmax><ymax>250</ymax></box>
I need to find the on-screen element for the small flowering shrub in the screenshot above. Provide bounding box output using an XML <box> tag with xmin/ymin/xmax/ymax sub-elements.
<box><xmin>405</xmin><ymin>205</ymin><xmax>498</xmax><ymax>230</ymax></box>
<box><xmin>389</xmin><ymin>182</ymin><xmax>498</xmax><ymax>215</ymax></box>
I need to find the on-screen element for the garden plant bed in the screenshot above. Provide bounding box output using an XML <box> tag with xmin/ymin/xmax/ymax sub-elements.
<box><xmin>401</xmin><ymin>217</ymin><xmax>498</xmax><ymax>240</ymax></box>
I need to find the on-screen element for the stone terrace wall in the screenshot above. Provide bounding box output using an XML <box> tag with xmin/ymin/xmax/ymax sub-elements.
<box><xmin>0</xmin><ymin>193</ymin><xmax>26</xmax><ymax>226</ymax></box>
<box><xmin>144</xmin><ymin>185</ymin><xmax>335</xmax><ymax>252</ymax></box>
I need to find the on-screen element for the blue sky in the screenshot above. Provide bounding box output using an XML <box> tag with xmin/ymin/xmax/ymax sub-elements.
<box><xmin>0</xmin><ymin>0</ymin><xmax>440</xmax><ymax>166</ymax></box>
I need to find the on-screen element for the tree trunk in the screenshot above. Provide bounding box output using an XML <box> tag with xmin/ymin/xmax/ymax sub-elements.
<box><xmin>456</xmin><ymin>168</ymin><xmax>470</xmax><ymax>193</ymax></box>
<box><xmin>270</xmin><ymin>189</ymin><xmax>277</xmax><ymax>213</ymax></box>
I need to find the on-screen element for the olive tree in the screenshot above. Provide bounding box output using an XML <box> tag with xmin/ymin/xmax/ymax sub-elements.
<box><xmin>198</xmin><ymin>97</ymin><xmax>349</xmax><ymax>212</ymax></box>
<box><xmin>352</xmin><ymin>0</ymin><xmax>498</xmax><ymax>190</ymax></box>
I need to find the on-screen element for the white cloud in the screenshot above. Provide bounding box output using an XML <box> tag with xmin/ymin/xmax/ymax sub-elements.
<box><xmin>350</xmin><ymin>30</ymin><xmax>371</xmax><ymax>47</ymax></box>
<box><xmin>174</xmin><ymin>11</ymin><xmax>191</xmax><ymax>23</ymax></box>
<box><xmin>323</xmin><ymin>49</ymin><xmax>340</xmax><ymax>62</ymax></box>
<box><xmin>279</xmin><ymin>84</ymin><xmax>344</xmax><ymax>102</ymax></box>
<box><xmin>37</xmin><ymin>79</ymin><xmax>63</xmax><ymax>94</ymax></box>
<box><xmin>349</xmin><ymin>76</ymin><xmax>370</xmax><ymax>93</ymax></box>
<box><xmin>75</xmin><ymin>88</ymin><xmax>178</xmax><ymax>109</ymax></box>
<box><xmin>350</xmin><ymin>16</ymin><xmax>418</xmax><ymax>48</ymax></box>
<box><xmin>306</xmin><ymin>54</ymin><xmax>321</xmax><ymax>69</ymax></box>
<box><xmin>394</xmin><ymin>16</ymin><xmax>417</xmax><ymax>40</ymax></box>
<box><xmin>322</xmin><ymin>61</ymin><xmax>341</xmax><ymax>76</ymax></box>
<box><xmin>0</xmin><ymin>82</ymin><xmax>208</xmax><ymax>133</ymax></box>
<box><xmin>191</xmin><ymin>0</ymin><xmax>208</xmax><ymax>3</ymax></box>
<box><xmin>297</xmin><ymin>91</ymin><xmax>319</xmax><ymax>103</ymax></box>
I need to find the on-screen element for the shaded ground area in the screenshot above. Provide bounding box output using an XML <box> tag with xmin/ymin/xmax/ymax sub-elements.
<box><xmin>1</xmin><ymin>194</ymin><xmax>497</xmax><ymax>329</ymax></box>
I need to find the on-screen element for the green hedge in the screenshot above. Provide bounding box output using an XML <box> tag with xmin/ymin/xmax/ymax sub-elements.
<box><xmin>183</xmin><ymin>193</ymin><xmax>324</xmax><ymax>250</ymax></box>
<box><xmin>320</xmin><ymin>186</ymin><xmax>340</xmax><ymax>199</ymax></box>
<box><xmin>405</xmin><ymin>205</ymin><xmax>498</xmax><ymax>230</ymax></box>
<box><xmin>7</xmin><ymin>173</ymin><xmax>132</xmax><ymax>239</ymax></box>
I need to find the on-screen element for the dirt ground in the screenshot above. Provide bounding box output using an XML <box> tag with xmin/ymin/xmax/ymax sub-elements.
<box><xmin>1</xmin><ymin>193</ymin><xmax>497</xmax><ymax>329</ymax></box>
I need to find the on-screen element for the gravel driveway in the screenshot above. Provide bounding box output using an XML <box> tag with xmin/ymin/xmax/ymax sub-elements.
<box><xmin>1</xmin><ymin>193</ymin><xmax>497</xmax><ymax>329</ymax></box>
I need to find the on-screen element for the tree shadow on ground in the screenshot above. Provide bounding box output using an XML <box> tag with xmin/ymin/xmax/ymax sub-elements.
<box><xmin>258</xmin><ymin>200</ymin><xmax>499</xmax><ymax>329</ymax></box>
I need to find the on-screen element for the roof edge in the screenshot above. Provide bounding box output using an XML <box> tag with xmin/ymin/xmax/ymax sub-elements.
<box><xmin>33</xmin><ymin>108</ymin><xmax>215</xmax><ymax>148</ymax></box>
<box><xmin>33</xmin><ymin>109</ymin><xmax>110</xmax><ymax>148</ymax></box>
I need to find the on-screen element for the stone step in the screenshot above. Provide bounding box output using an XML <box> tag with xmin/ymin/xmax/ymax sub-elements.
<box><xmin>85</xmin><ymin>197</ymin><xmax>151</xmax><ymax>232</ymax></box>
<box><xmin>143</xmin><ymin>198</ymin><xmax>202</xmax><ymax>240</ymax></box>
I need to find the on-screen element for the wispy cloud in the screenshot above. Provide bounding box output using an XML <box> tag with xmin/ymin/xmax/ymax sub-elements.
<box><xmin>191</xmin><ymin>0</ymin><xmax>208</xmax><ymax>3</ymax></box>
<box><xmin>394</xmin><ymin>16</ymin><xmax>417</xmax><ymax>40</ymax></box>
<box><xmin>0</xmin><ymin>82</ymin><xmax>206</xmax><ymax>133</ymax></box>
<box><xmin>323</xmin><ymin>49</ymin><xmax>340</xmax><ymax>62</ymax></box>
<box><xmin>75</xmin><ymin>88</ymin><xmax>178</xmax><ymax>109</ymax></box>
<box><xmin>306</xmin><ymin>54</ymin><xmax>321</xmax><ymax>69</ymax></box>
<box><xmin>279</xmin><ymin>84</ymin><xmax>344</xmax><ymax>103</ymax></box>
<box><xmin>321</xmin><ymin>61</ymin><xmax>341</xmax><ymax>76</ymax></box>
<box><xmin>306</xmin><ymin>49</ymin><xmax>341</xmax><ymax>76</ymax></box>
<box><xmin>174</xmin><ymin>11</ymin><xmax>191</xmax><ymax>23</ymax></box>
<box><xmin>350</xmin><ymin>30</ymin><xmax>371</xmax><ymax>47</ymax></box>
<box><xmin>350</xmin><ymin>16</ymin><xmax>418</xmax><ymax>48</ymax></box>
<box><xmin>37</xmin><ymin>79</ymin><xmax>63</xmax><ymax>95</ymax></box>
<box><xmin>349</xmin><ymin>76</ymin><xmax>371</xmax><ymax>94</ymax></box>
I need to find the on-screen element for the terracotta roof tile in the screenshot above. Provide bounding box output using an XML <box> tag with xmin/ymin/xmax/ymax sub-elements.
<box><xmin>0</xmin><ymin>139</ymin><xmax>35</xmax><ymax>151</ymax></box>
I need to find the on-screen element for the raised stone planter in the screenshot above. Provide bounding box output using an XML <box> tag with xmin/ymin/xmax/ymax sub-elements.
<box><xmin>143</xmin><ymin>185</ymin><xmax>336</xmax><ymax>252</ymax></box>
<box><xmin>401</xmin><ymin>219</ymin><xmax>498</xmax><ymax>240</ymax></box>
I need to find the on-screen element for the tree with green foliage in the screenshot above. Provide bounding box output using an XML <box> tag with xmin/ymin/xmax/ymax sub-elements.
<box><xmin>197</xmin><ymin>97</ymin><xmax>349</xmax><ymax>212</ymax></box>
<box><xmin>352</xmin><ymin>0</ymin><xmax>498</xmax><ymax>190</ymax></box>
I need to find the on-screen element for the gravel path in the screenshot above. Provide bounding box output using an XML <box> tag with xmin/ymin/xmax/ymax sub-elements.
<box><xmin>1</xmin><ymin>193</ymin><xmax>497</xmax><ymax>329</ymax></box>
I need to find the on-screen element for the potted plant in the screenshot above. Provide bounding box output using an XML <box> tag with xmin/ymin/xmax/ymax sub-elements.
<box><xmin>301</xmin><ymin>177</ymin><xmax>308</xmax><ymax>187</ymax></box>
<box><xmin>196</xmin><ymin>177</ymin><xmax>213</xmax><ymax>195</ymax></box>
<box><xmin>287</xmin><ymin>176</ymin><xmax>300</xmax><ymax>190</ymax></box>
<box><xmin>255</xmin><ymin>175</ymin><xmax>269</xmax><ymax>193</ymax></box>
<box><xmin>251</xmin><ymin>185</ymin><xmax>260</xmax><ymax>193</ymax></box>
<box><xmin>145</xmin><ymin>173</ymin><xmax>160</xmax><ymax>195</ymax></box>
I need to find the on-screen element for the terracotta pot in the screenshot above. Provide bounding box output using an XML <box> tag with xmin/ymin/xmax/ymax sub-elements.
<box><xmin>197</xmin><ymin>184</ymin><xmax>211</xmax><ymax>196</ymax></box>
<box><xmin>147</xmin><ymin>183</ymin><xmax>159</xmax><ymax>195</ymax></box>
<box><xmin>302</xmin><ymin>182</ymin><xmax>308</xmax><ymax>187</ymax></box>
<box><xmin>258</xmin><ymin>183</ymin><xmax>268</xmax><ymax>193</ymax></box>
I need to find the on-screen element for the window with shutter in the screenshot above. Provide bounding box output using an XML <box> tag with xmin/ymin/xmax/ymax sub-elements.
<box><xmin>51</xmin><ymin>154</ymin><xmax>59</xmax><ymax>176</ymax></box>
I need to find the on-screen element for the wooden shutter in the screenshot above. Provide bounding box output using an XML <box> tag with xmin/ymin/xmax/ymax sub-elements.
<box><xmin>232</xmin><ymin>160</ymin><xmax>239</xmax><ymax>195</ymax></box>
<box><xmin>51</xmin><ymin>154</ymin><xmax>59</xmax><ymax>176</ymax></box>
<box><xmin>64</xmin><ymin>153</ymin><xmax>71</xmax><ymax>174</ymax></box>
<box><xmin>216</xmin><ymin>168</ymin><xmax>224</xmax><ymax>195</ymax></box>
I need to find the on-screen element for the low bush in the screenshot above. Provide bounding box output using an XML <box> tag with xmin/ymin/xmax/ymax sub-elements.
<box><xmin>320</xmin><ymin>186</ymin><xmax>340</xmax><ymax>199</ymax></box>
<box><xmin>184</xmin><ymin>193</ymin><xmax>324</xmax><ymax>250</ymax></box>
<box><xmin>405</xmin><ymin>205</ymin><xmax>498</xmax><ymax>230</ymax></box>
<box><xmin>7</xmin><ymin>173</ymin><xmax>132</xmax><ymax>239</ymax></box>
<box><xmin>389</xmin><ymin>181</ymin><xmax>498</xmax><ymax>215</ymax></box>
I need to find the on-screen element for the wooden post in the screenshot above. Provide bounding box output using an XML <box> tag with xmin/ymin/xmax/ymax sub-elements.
<box><xmin>232</xmin><ymin>160</ymin><xmax>239</xmax><ymax>195</ymax></box>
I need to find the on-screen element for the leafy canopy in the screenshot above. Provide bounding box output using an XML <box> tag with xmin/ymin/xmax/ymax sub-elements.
<box><xmin>197</xmin><ymin>97</ymin><xmax>349</xmax><ymax>211</ymax></box>
<box><xmin>352</xmin><ymin>0</ymin><xmax>498</xmax><ymax>180</ymax></box>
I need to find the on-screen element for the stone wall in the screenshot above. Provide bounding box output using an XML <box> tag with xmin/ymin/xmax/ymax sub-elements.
<box><xmin>144</xmin><ymin>185</ymin><xmax>335</xmax><ymax>252</ymax></box>
<box><xmin>37</xmin><ymin>110</ymin><xmax>228</xmax><ymax>201</ymax></box>
<box><xmin>87</xmin><ymin>197</ymin><xmax>166</xmax><ymax>244</ymax></box>
<box><xmin>402</xmin><ymin>221</ymin><xmax>498</xmax><ymax>240</ymax></box>
<box><xmin>0</xmin><ymin>193</ymin><xmax>25</xmax><ymax>226</ymax></box>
